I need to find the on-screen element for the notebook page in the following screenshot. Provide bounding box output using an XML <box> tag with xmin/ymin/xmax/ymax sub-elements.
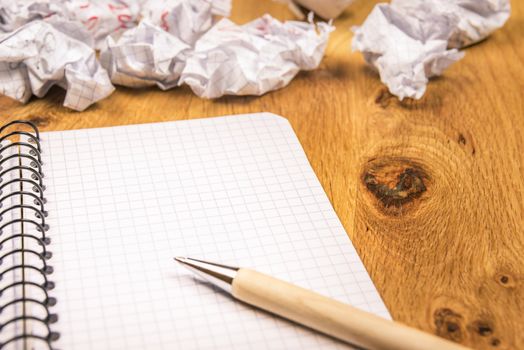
<box><xmin>42</xmin><ymin>113</ymin><xmax>389</xmax><ymax>349</ymax></box>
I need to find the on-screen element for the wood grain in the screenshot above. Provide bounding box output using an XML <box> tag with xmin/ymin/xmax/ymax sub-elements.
<box><xmin>1</xmin><ymin>0</ymin><xmax>522</xmax><ymax>348</ymax></box>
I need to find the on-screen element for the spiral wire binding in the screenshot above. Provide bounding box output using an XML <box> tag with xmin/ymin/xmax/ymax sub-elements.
<box><xmin>0</xmin><ymin>121</ymin><xmax>58</xmax><ymax>349</ymax></box>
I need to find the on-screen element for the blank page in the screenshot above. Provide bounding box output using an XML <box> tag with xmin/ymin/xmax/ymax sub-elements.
<box><xmin>42</xmin><ymin>113</ymin><xmax>389</xmax><ymax>349</ymax></box>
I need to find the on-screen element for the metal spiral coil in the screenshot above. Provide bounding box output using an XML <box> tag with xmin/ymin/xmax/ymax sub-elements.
<box><xmin>0</xmin><ymin>120</ymin><xmax>58</xmax><ymax>349</ymax></box>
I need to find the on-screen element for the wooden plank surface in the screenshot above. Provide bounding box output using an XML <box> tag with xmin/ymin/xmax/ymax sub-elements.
<box><xmin>1</xmin><ymin>0</ymin><xmax>523</xmax><ymax>348</ymax></box>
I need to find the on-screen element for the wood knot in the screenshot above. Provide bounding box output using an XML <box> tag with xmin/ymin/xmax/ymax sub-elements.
<box><xmin>496</xmin><ymin>273</ymin><xmax>515</xmax><ymax>288</ymax></box>
<box><xmin>456</xmin><ymin>131</ymin><xmax>476</xmax><ymax>155</ymax></box>
<box><xmin>491</xmin><ymin>338</ymin><xmax>501</xmax><ymax>347</ymax></box>
<box><xmin>375</xmin><ymin>88</ymin><xmax>394</xmax><ymax>108</ymax></box>
<box><xmin>26</xmin><ymin>115</ymin><xmax>51</xmax><ymax>128</ymax></box>
<box><xmin>468</xmin><ymin>320</ymin><xmax>494</xmax><ymax>337</ymax></box>
<box><xmin>458</xmin><ymin>133</ymin><xmax>467</xmax><ymax>145</ymax></box>
<box><xmin>434</xmin><ymin>308</ymin><xmax>464</xmax><ymax>342</ymax></box>
<box><xmin>361</xmin><ymin>157</ymin><xmax>429</xmax><ymax>216</ymax></box>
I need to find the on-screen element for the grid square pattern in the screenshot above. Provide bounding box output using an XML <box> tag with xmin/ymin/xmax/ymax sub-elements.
<box><xmin>42</xmin><ymin>113</ymin><xmax>389</xmax><ymax>349</ymax></box>
<box><xmin>0</xmin><ymin>21</ymin><xmax>113</xmax><ymax>112</ymax></box>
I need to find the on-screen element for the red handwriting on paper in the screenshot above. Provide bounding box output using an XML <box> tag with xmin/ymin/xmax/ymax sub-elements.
<box><xmin>117</xmin><ymin>14</ymin><xmax>133</xmax><ymax>29</ymax></box>
<box><xmin>108</xmin><ymin>2</ymin><xmax>129</xmax><ymax>12</ymax></box>
<box><xmin>83</xmin><ymin>16</ymin><xmax>99</xmax><ymax>30</ymax></box>
<box><xmin>160</xmin><ymin>11</ymin><xmax>169</xmax><ymax>31</ymax></box>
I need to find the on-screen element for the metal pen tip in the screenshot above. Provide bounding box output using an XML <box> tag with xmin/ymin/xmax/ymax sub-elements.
<box><xmin>172</xmin><ymin>256</ymin><xmax>239</xmax><ymax>294</ymax></box>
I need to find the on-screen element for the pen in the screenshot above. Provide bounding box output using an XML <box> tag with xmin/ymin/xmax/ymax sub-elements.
<box><xmin>174</xmin><ymin>257</ymin><xmax>469</xmax><ymax>350</ymax></box>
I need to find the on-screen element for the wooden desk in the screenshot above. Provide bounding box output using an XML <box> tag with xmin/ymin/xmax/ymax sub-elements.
<box><xmin>1</xmin><ymin>0</ymin><xmax>522</xmax><ymax>348</ymax></box>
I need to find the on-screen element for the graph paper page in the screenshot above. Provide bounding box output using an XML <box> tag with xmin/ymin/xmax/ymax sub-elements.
<box><xmin>42</xmin><ymin>113</ymin><xmax>389</xmax><ymax>349</ymax></box>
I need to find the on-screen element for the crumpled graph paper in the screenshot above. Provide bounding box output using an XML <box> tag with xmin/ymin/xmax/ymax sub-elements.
<box><xmin>0</xmin><ymin>0</ymin><xmax>57</xmax><ymax>32</ymax></box>
<box><xmin>0</xmin><ymin>0</ymin><xmax>333</xmax><ymax>110</ymax></box>
<box><xmin>0</xmin><ymin>21</ymin><xmax>114</xmax><ymax>111</ymax></box>
<box><xmin>60</xmin><ymin>0</ymin><xmax>141</xmax><ymax>50</ymax></box>
<box><xmin>393</xmin><ymin>0</ymin><xmax>511</xmax><ymax>49</ymax></box>
<box><xmin>101</xmin><ymin>15</ymin><xmax>332</xmax><ymax>98</ymax></box>
<box><xmin>352</xmin><ymin>0</ymin><xmax>510</xmax><ymax>100</ymax></box>
<box><xmin>140</xmin><ymin>0</ymin><xmax>231</xmax><ymax>45</ymax></box>
<box><xmin>100</xmin><ymin>21</ymin><xmax>190</xmax><ymax>89</ymax></box>
<box><xmin>179</xmin><ymin>15</ymin><xmax>333</xmax><ymax>98</ymax></box>
<box><xmin>351</xmin><ymin>3</ymin><xmax>464</xmax><ymax>101</ymax></box>
<box><xmin>0</xmin><ymin>0</ymin><xmax>140</xmax><ymax>49</ymax></box>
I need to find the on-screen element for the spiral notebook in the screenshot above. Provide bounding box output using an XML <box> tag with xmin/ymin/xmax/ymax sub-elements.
<box><xmin>0</xmin><ymin>113</ymin><xmax>390</xmax><ymax>350</ymax></box>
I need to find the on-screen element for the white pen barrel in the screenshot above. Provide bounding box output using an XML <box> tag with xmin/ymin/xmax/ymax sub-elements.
<box><xmin>231</xmin><ymin>269</ymin><xmax>469</xmax><ymax>350</ymax></box>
